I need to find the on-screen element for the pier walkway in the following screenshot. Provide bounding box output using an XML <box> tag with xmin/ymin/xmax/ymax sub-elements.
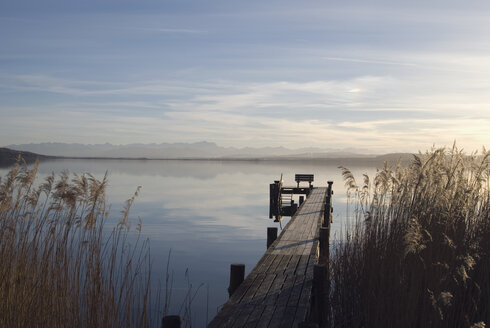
<box><xmin>208</xmin><ymin>187</ymin><xmax>328</xmax><ymax>328</ymax></box>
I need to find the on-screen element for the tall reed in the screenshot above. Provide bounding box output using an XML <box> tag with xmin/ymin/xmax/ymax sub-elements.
<box><xmin>331</xmin><ymin>146</ymin><xmax>489</xmax><ymax>327</ymax></box>
<box><xmin>0</xmin><ymin>158</ymin><xmax>154</xmax><ymax>327</ymax></box>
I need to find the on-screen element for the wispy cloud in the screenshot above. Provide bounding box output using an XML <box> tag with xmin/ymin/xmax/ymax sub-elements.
<box><xmin>322</xmin><ymin>56</ymin><xmax>417</xmax><ymax>67</ymax></box>
<box><xmin>134</xmin><ymin>27</ymin><xmax>207</xmax><ymax>34</ymax></box>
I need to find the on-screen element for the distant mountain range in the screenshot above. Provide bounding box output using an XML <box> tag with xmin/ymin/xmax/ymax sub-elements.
<box><xmin>1</xmin><ymin>142</ymin><xmax>414</xmax><ymax>167</ymax></box>
<box><xmin>6</xmin><ymin>142</ymin><xmax>377</xmax><ymax>159</ymax></box>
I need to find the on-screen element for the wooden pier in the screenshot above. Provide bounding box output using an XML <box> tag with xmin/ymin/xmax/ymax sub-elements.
<box><xmin>208</xmin><ymin>177</ymin><xmax>333</xmax><ymax>328</ymax></box>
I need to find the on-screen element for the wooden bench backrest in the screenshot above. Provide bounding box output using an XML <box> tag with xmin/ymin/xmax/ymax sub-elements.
<box><xmin>295</xmin><ymin>174</ymin><xmax>314</xmax><ymax>182</ymax></box>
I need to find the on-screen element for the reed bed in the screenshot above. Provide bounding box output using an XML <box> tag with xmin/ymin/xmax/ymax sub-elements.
<box><xmin>0</xmin><ymin>159</ymin><xmax>154</xmax><ymax>327</ymax></box>
<box><xmin>331</xmin><ymin>146</ymin><xmax>489</xmax><ymax>327</ymax></box>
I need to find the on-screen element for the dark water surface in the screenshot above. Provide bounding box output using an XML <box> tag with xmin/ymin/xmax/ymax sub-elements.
<box><xmin>1</xmin><ymin>159</ymin><xmax>376</xmax><ymax>327</ymax></box>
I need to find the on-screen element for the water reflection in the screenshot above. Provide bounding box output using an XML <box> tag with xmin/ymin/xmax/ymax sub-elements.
<box><xmin>0</xmin><ymin>158</ymin><xmax>377</xmax><ymax>327</ymax></box>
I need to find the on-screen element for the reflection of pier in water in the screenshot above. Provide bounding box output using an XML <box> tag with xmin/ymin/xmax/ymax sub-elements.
<box><xmin>207</xmin><ymin>175</ymin><xmax>333</xmax><ymax>328</ymax></box>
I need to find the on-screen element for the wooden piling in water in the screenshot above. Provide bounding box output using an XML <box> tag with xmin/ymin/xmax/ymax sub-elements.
<box><xmin>312</xmin><ymin>264</ymin><xmax>326</xmax><ymax>325</ymax></box>
<box><xmin>267</xmin><ymin>227</ymin><xmax>278</xmax><ymax>249</ymax></box>
<box><xmin>161</xmin><ymin>315</ymin><xmax>181</xmax><ymax>328</ymax></box>
<box><xmin>228</xmin><ymin>264</ymin><xmax>245</xmax><ymax>297</ymax></box>
<box><xmin>319</xmin><ymin>227</ymin><xmax>329</xmax><ymax>265</ymax></box>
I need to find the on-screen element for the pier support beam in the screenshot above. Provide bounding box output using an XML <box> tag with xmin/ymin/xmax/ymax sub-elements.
<box><xmin>267</xmin><ymin>227</ymin><xmax>278</xmax><ymax>248</ymax></box>
<box><xmin>228</xmin><ymin>264</ymin><xmax>245</xmax><ymax>297</ymax></box>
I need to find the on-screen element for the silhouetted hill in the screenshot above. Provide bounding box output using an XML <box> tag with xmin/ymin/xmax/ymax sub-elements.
<box><xmin>0</xmin><ymin>148</ymin><xmax>51</xmax><ymax>167</ymax></box>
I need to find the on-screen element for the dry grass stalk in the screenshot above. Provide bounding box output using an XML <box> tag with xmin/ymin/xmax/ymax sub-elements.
<box><xmin>0</xmin><ymin>158</ymin><xmax>155</xmax><ymax>327</ymax></box>
<box><xmin>332</xmin><ymin>146</ymin><xmax>489</xmax><ymax>327</ymax></box>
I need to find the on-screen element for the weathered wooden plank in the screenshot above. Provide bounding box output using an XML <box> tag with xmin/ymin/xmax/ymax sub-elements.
<box><xmin>231</xmin><ymin>304</ymin><xmax>257</xmax><ymax>328</ymax></box>
<box><xmin>263</xmin><ymin>273</ymin><xmax>287</xmax><ymax>306</ymax></box>
<box><xmin>279</xmin><ymin>306</ymin><xmax>298</xmax><ymax>328</ymax></box>
<box><xmin>229</xmin><ymin>273</ymin><xmax>259</xmax><ymax>305</ymax></box>
<box><xmin>252</xmin><ymin>273</ymin><xmax>277</xmax><ymax>304</ymax></box>
<box><xmin>266</xmin><ymin>274</ymin><xmax>296</xmax><ymax>327</ymax></box>
<box><xmin>231</xmin><ymin>273</ymin><xmax>277</xmax><ymax>328</ymax></box>
<box><xmin>277</xmin><ymin>274</ymin><xmax>295</xmax><ymax>308</ymax></box>
<box><xmin>241</xmin><ymin>273</ymin><xmax>267</xmax><ymax>303</ymax></box>
<box><xmin>298</xmin><ymin>277</ymin><xmax>313</xmax><ymax>308</ymax></box>
<box><xmin>274</xmin><ymin>254</ymin><xmax>293</xmax><ymax>274</ymax></box>
<box><xmin>284</xmin><ymin>254</ymin><xmax>301</xmax><ymax>276</ymax></box>
<box><xmin>241</xmin><ymin>305</ymin><xmax>266</xmax><ymax>328</ymax></box>
<box><xmin>295</xmin><ymin>254</ymin><xmax>310</xmax><ymax>277</ymax></box>
<box><xmin>263</xmin><ymin>255</ymin><xmax>284</xmax><ymax>274</ymax></box>
<box><xmin>292</xmin><ymin>306</ymin><xmax>309</xmax><ymax>327</ymax></box>
<box><xmin>254</xmin><ymin>305</ymin><xmax>275</xmax><ymax>328</ymax></box>
<box><xmin>286</xmin><ymin>274</ymin><xmax>305</xmax><ymax>308</ymax></box>
<box><xmin>253</xmin><ymin>254</ymin><xmax>275</xmax><ymax>274</ymax></box>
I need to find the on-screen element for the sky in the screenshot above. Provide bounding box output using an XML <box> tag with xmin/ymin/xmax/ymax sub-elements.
<box><xmin>0</xmin><ymin>0</ymin><xmax>489</xmax><ymax>153</ymax></box>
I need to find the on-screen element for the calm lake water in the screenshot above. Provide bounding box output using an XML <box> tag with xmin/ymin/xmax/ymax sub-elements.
<box><xmin>0</xmin><ymin>158</ymin><xmax>376</xmax><ymax>327</ymax></box>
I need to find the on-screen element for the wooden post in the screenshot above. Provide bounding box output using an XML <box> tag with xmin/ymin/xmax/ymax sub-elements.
<box><xmin>323</xmin><ymin>203</ymin><xmax>330</xmax><ymax>227</ymax></box>
<box><xmin>290</xmin><ymin>199</ymin><xmax>298</xmax><ymax>215</ymax></box>
<box><xmin>319</xmin><ymin>227</ymin><xmax>329</xmax><ymax>265</ymax></box>
<box><xmin>269</xmin><ymin>181</ymin><xmax>280</xmax><ymax>219</ymax></box>
<box><xmin>162</xmin><ymin>315</ymin><xmax>181</xmax><ymax>328</ymax></box>
<box><xmin>267</xmin><ymin>227</ymin><xmax>278</xmax><ymax>248</ymax></box>
<box><xmin>323</xmin><ymin>181</ymin><xmax>333</xmax><ymax>227</ymax></box>
<box><xmin>269</xmin><ymin>183</ymin><xmax>274</xmax><ymax>219</ymax></box>
<box><xmin>299</xmin><ymin>195</ymin><xmax>304</xmax><ymax>206</ymax></box>
<box><xmin>323</xmin><ymin>196</ymin><xmax>331</xmax><ymax>228</ymax></box>
<box><xmin>312</xmin><ymin>264</ymin><xmax>326</xmax><ymax>325</ymax></box>
<box><xmin>228</xmin><ymin>264</ymin><xmax>245</xmax><ymax>297</ymax></box>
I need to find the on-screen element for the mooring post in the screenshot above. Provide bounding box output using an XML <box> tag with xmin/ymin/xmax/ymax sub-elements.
<box><xmin>323</xmin><ymin>181</ymin><xmax>334</xmax><ymax>227</ymax></box>
<box><xmin>328</xmin><ymin>181</ymin><xmax>334</xmax><ymax>224</ymax></box>
<box><xmin>291</xmin><ymin>199</ymin><xmax>298</xmax><ymax>215</ymax></box>
<box><xmin>312</xmin><ymin>264</ymin><xmax>326</xmax><ymax>325</ymax></box>
<box><xmin>319</xmin><ymin>227</ymin><xmax>329</xmax><ymax>265</ymax></box>
<box><xmin>269</xmin><ymin>181</ymin><xmax>280</xmax><ymax>219</ymax></box>
<box><xmin>161</xmin><ymin>315</ymin><xmax>181</xmax><ymax>328</ymax></box>
<box><xmin>267</xmin><ymin>227</ymin><xmax>278</xmax><ymax>248</ymax></box>
<box><xmin>228</xmin><ymin>264</ymin><xmax>245</xmax><ymax>297</ymax></box>
<box><xmin>323</xmin><ymin>202</ymin><xmax>330</xmax><ymax>228</ymax></box>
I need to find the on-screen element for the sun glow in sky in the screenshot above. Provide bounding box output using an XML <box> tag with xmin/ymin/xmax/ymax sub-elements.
<box><xmin>1</xmin><ymin>0</ymin><xmax>489</xmax><ymax>152</ymax></box>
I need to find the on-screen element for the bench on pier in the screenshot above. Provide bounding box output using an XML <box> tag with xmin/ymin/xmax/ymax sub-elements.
<box><xmin>295</xmin><ymin>174</ymin><xmax>314</xmax><ymax>188</ymax></box>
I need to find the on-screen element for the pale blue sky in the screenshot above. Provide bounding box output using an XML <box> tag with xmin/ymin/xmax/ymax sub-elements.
<box><xmin>1</xmin><ymin>0</ymin><xmax>489</xmax><ymax>152</ymax></box>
